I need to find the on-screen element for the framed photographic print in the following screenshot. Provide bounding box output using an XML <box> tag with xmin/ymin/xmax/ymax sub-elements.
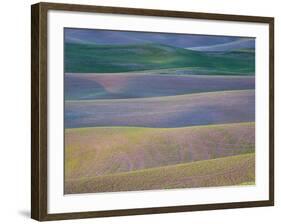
<box><xmin>31</xmin><ymin>2</ymin><xmax>274</xmax><ymax>221</ymax></box>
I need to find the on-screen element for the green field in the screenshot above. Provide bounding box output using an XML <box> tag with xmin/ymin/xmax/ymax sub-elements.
<box><xmin>65</xmin><ymin>153</ymin><xmax>255</xmax><ymax>194</ymax></box>
<box><xmin>65</xmin><ymin>43</ymin><xmax>255</xmax><ymax>74</ymax></box>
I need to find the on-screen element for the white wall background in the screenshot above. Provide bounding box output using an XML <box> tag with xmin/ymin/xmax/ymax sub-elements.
<box><xmin>0</xmin><ymin>0</ymin><xmax>279</xmax><ymax>223</ymax></box>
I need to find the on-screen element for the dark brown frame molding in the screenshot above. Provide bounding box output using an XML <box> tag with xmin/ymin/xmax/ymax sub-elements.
<box><xmin>31</xmin><ymin>2</ymin><xmax>274</xmax><ymax>221</ymax></box>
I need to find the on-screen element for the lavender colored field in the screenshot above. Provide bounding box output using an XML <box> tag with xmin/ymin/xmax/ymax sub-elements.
<box><xmin>65</xmin><ymin>72</ymin><xmax>255</xmax><ymax>100</ymax></box>
<box><xmin>65</xmin><ymin>122</ymin><xmax>254</xmax><ymax>181</ymax></box>
<box><xmin>65</xmin><ymin>90</ymin><xmax>255</xmax><ymax>128</ymax></box>
<box><xmin>65</xmin><ymin>153</ymin><xmax>255</xmax><ymax>194</ymax></box>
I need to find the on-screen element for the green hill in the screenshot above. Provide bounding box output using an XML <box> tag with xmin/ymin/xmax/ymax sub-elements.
<box><xmin>64</xmin><ymin>43</ymin><xmax>255</xmax><ymax>74</ymax></box>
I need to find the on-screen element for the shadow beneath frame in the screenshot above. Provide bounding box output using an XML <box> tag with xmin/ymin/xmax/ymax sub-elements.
<box><xmin>18</xmin><ymin>210</ymin><xmax>30</xmax><ymax>218</ymax></box>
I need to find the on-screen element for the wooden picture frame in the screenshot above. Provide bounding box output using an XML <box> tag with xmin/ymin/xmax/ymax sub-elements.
<box><xmin>31</xmin><ymin>2</ymin><xmax>274</xmax><ymax>221</ymax></box>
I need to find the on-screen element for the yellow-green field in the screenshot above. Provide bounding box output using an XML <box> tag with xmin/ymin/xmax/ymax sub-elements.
<box><xmin>65</xmin><ymin>153</ymin><xmax>255</xmax><ymax>194</ymax></box>
<box><xmin>65</xmin><ymin>122</ymin><xmax>255</xmax><ymax>193</ymax></box>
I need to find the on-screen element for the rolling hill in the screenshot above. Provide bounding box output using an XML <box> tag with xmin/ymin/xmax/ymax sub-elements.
<box><xmin>65</xmin><ymin>153</ymin><xmax>255</xmax><ymax>194</ymax></box>
<box><xmin>65</xmin><ymin>90</ymin><xmax>255</xmax><ymax>128</ymax></box>
<box><xmin>65</xmin><ymin>42</ymin><xmax>255</xmax><ymax>74</ymax></box>
<box><xmin>65</xmin><ymin>73</ymin><xmax>255</xmax><ymax>100</ymax></box>
<box><xmin>187</xmin><ymin>39</ymin><xmax>255</xmax><ymax>52</ymax></box>
<box><xmin>65</xmin><ymin>122</ymin><xmax>255</xmax><ymax>180</ymax></box>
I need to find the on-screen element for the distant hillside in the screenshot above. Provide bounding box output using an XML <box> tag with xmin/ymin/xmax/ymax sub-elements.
<box><xmin>187</xmin><ymin>39</ymin><xmax>255</xmax><ymax>52</ymax></box>
<box><xmin>65</xmin><ymin>43</ymin><xmax>255</xmax><ymax>73</ymax></box>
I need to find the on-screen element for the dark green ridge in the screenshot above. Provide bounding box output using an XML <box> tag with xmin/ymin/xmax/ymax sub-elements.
<box><xmin>64</xmin><ymin>42</ymin><xmax>255</xmax><ymax>74</ymax></box>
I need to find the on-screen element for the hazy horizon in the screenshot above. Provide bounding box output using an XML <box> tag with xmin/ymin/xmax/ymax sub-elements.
<box><xmin>65</xmin><ymin>28</ymin><xmax>255</xmax><ymax>50</ymax></box>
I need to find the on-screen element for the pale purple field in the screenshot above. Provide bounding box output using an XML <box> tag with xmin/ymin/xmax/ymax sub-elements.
<box><xmin>65</xmin><ymin>90</ymin><xmax>255</xmax><ymax>128</ymax></box>
<box><xmin>65</xmin><ymin>72</ymin><xmax>255</xmax><ymax>100</ymax></box>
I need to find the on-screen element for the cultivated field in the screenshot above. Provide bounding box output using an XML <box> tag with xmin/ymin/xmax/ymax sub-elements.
<box><xmin>65</xmin><ymin>72</ymin><xmax>254</xmax><ymax>100</ymax></box>
<box><xmin>65</xmin><ymin>153</ymin><xmax>255</xmax><ymax>193</ymax></box>
<box><xmin>65</xmin><ymin>90</ymin><xmax>255</xmax><ymax>128</ymax></box>
<box><xmin>65</xmin><ymin>122</ymin><xmax>254</xmax><ymax>184</ymax></box>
